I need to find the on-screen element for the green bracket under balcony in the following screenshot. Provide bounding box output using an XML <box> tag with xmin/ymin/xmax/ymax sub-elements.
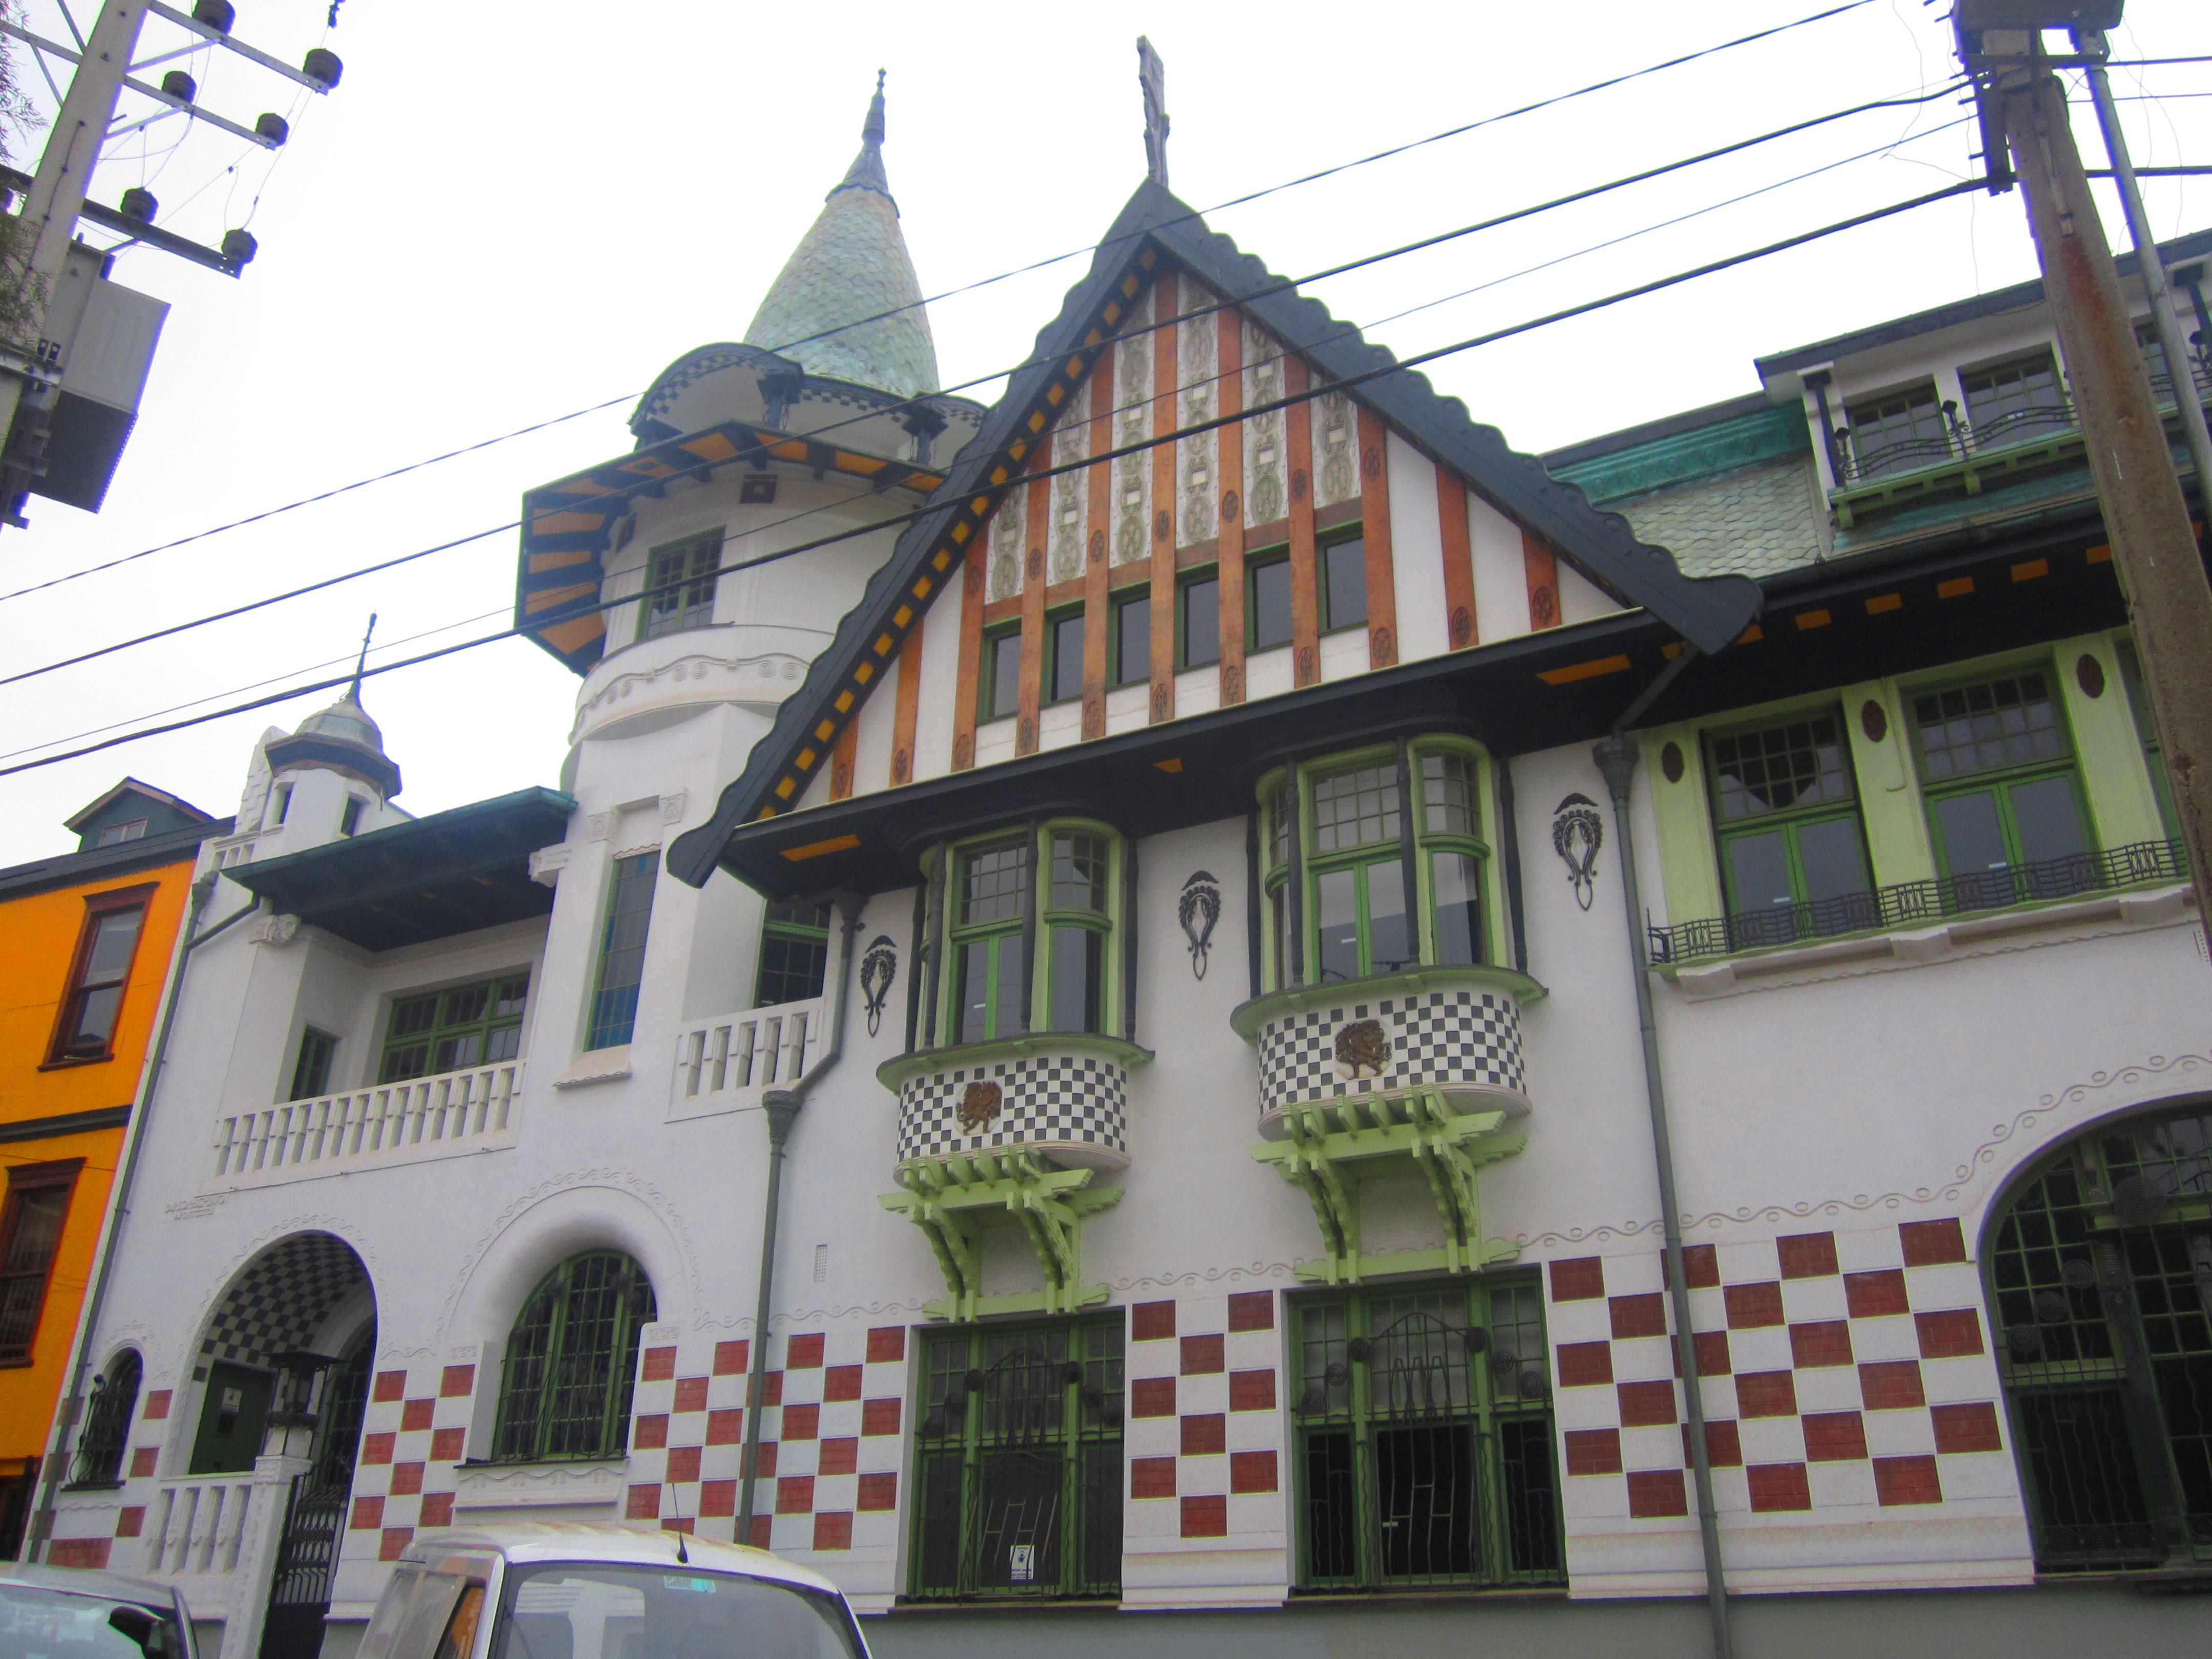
<box><xmin>1253</xmin><ymin>1096</ymin><xmax>1525</xmax><ymax>1285</ymax></box>
<box><xmin>878</xmin><ymin>1032</ymin><xmax>1148</xmax><ymax>1323</ymax></box>
<box><xmin>1233</xmin><ymin>965</ymin><xmax>1542</xmax><ymax>1286</ymax></box>
<box><xmin>881</xmin><ymin>1153</ymin><xmax>1123</xmax><ymax>1323</ymax></box>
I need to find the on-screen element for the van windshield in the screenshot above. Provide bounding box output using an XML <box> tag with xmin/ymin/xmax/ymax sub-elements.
<box><xmin>493</xmin><ymin>1565</ymin><xmax>860</xmax><ymax>1659</ymax></box>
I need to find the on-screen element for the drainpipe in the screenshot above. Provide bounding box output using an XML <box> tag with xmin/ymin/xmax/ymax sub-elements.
<box><xmin>30</xmin><ymin>874</ymin><xmax>262</xmax><ymax>1560</ymax></box>
<box><xmin>1590</xmin><ymin>645</ymin><xmax>1734</xmax><ymax>1659</ymax></box>
<box><xmin>736</xmin><ymin>890</ymin><xmax>863</xmax><ymax>1540</ymax></box>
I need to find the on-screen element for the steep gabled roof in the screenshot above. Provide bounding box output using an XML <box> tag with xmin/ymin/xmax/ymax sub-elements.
<box><xmin>669</xmin><ymin>180</ymin><xmax>1761</xmax><ymax>889</ymax></box>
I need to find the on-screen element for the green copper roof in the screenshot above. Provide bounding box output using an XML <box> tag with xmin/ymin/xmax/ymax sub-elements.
<box><xmin>742</xmin><ymin>76</ymin><xmax>940</xmax><ymax>401</ymax></box>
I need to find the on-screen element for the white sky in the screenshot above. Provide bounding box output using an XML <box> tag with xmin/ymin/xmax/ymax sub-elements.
<box><xmin>0</xmin><ymin>0</ymin><xmax>2204</xmax><ymax>866</ymax></box>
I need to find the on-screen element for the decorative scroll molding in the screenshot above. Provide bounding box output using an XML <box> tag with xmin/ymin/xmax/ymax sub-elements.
<box><xmin>528</xmin><ymin>844</ymin><xmax>572</xmax><ymax>888</ymax></box>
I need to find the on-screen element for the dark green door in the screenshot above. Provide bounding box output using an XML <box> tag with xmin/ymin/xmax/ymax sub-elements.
<box><xmin>189</xmin><ymin>1362</ymin><xmax>273</xmax><ymax>1474</ymax></box>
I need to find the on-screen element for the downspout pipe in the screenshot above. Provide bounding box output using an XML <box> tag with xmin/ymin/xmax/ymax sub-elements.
<box><xmin>30</xmin><ymin>874</ymin><xmax>261</xmax><ymax>1559</ymax></box>
<box><xmin>1591</xmin><ymin>645</ymin><xmax>1735</xmax><ymax>1659</ymax></box>
<box><xmin>736</xmin><ymin>890</ymin><xmax>864</xmax><ymax>1538</ymax></box>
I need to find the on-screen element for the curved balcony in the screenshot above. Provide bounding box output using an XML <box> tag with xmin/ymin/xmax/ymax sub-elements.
<box><xmin>1231</xmin><ymin>964</ymin><xmax>1543</xmax><ymax>1139</ymax></box>
<box><xmin>571</xmin><ymin>622</ymin><xmax>830</xmax><ymax>743</ymax></box>
<box><xmin>879</xmin><ymin>1033</ymin><xmax>1148</xmax><ymax>1173</ymax></box>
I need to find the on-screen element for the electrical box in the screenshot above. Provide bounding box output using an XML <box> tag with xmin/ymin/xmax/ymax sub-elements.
<box><xmin>32</xmin><ymin>239</ymin><xmax>169</xmax><ymax>513</ymax></box>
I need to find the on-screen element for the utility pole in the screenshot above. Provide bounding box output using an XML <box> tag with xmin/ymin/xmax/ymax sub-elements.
<box><xmin>0</xmin><ymin>0</ymin><xmax>151</xmax><ymax>514</ymax></box>
<box><xmin>1955</xmin><ymin>4</ymin><xmax>2212</xmax><ymax>942</ymax></box>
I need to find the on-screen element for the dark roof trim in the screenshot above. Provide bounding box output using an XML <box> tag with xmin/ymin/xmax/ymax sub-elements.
<box><xmin>0</xmin><ymin>1104</ymin><xmax>131</xmax><ymax>1143</ymax></box>
<box><xmin>62</xmin><ymin>778</ymin><xmax>211</xmax><ymax>834</ymax></box>
<box><xmin>0</xmin><ymin>816</ymin><xmax>233</xmax><ymax>901</ymax></box>
<box><xmin>669</xmin><ymin>180</ymin><xmax>1763</xmax><ymax>889</ymax></box>
<box><xmin>231</xmin><ymin>788</ymin><xmax>572</xmax><ymax>892</ymax></box>
<box><xmin>1756</xmin><ymin>227</ymin><xmax>2212</xmax><ymax>377</ymax></box>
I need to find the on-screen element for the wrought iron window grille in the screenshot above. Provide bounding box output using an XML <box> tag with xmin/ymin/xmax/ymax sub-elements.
<box><xmin>1649</xmin><ymin>838</ymin><xmax>2187</xmax><ymax>965</ymax></box>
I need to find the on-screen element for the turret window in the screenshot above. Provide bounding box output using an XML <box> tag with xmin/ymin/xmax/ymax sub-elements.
<box><xmin>586</xmin><ymin>853</ymin><xmax>658</xmax><ymax>1051</ymax></box>
<box><xmin>756</xmin><ymin>898</ymin><xmax>832</xmax><ymax>1007</ymax></box>
<box><xmin>637</xmin><ymin>533</ymin><xmax>721</xmax><ymax>642</ymax></box>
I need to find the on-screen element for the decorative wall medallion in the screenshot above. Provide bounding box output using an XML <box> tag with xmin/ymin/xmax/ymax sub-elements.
<box><xmin>1450</xmin><ymin>606</ymin><xmax>1473</xmax><ymax>648</ymax></box>
<box><xmin>1333</xmin><ymin>1018</ymin><xmax>1391</xmax><ymax>1079</ymax></box>
<box><xmin>2076</xmin><ymin>653</ymin><xmax>2105</xmax><ymax>699</ymax></box>
<box><xmin>1088</xmin><ymin>528</ymin><xmax>1105</xmax><ymax>567</ymax></box>
<box><xmin>860</xmin><ymin>936</ymin><xmax>898</xmax><ymax>1037</ymax></box>
<box><xmin>1552</xmin><ymin>793</ymin><xmax>1604</xmax><ymax>911</ymax></box>
<box><xmin>1179</xmin><ymin>871</ymin><xmax>1221</xmax><ymax>980</ymax></box>
<box><xmin>1860</xmin><ymin>699</ymin><xmax>1888</xmax><ymax>742</ymax></box>
<box><xmin>1661</xmin><ymin>742</ymin><xmax>1685</xmax><ymax>784</ymax></box>
<box><xmin>1370</xmin><ymin>624</ymin><xmax>1395</xmax><ymax>667</ymax></box>
<box><xmin>1362</xmin><ymin>443</ymin><xmax>1383</xmax><ymax>483</ymax></box>
<box><xmin>953</xmin><ymin>733</ymin><xmax>974</xmax><ymax>771</ymax></box>
<box><xmin>252</xmin><ymin>913</ymin><xmax>301</xmax><ymax>947</ymax></box>
<box><xmin>957</xmin><ymin>1080</ymin><xmax>1003</xmax><ymax>1133</ymax></box>
<box><xmin>658</xmin><ymin>790</ymin><xmax>687</xmax><ymax>824</ymax></box>
<box><xmin>586</xmin><ymin>811</ymin><xmax>613</xmax><ymax>843</ymax></box>
<box><xmin>1153</xmin><ymin>507</ymin><xmax>1171</xmax><ymax>546</ymax></box>
<box><xmin>1050</xmin><ymin>426</ymin><xmax>1087</xmax><ymax>582</ymax></box>
<box><xmin>1317</xmin><ymin>392</ymin><xmax>1356</xmax><ymax>502</ymax></box>
<box><xmin>1220</xmin><ymin>489</ymin><xmax>1239</xmax><ymax>525</ymax></box>
<box><xmin>1291</xmin><ymin>467</ymin><xmax>1309</xmax><ymax>503</ymax></box>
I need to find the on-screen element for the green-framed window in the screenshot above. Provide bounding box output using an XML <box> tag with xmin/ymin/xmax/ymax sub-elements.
<box><xmin>289</xmin><ymin>1027</ymin><xmax>337</xmax><ymax>1100</ymax></box>
<box><xmin>911</xmin><ymin>1317</ymin><xmax>1123</xmax><ymax>1600</ymax></box>
<box><xmin>1319</xmin><ymin>533</ymin><xmax>1367</xmax><ymax>634</ymax></box>
<box><xmin>1845</xmin><ymin>380</ymin><xmax>1947</xmax><ymax>479</ymax></box>
<box><xmin>637</xmin><ymin>533</ymin><xmax>721</xmax><ymax>642</ymax></box>
<box><xmin>586</xmin><ymin>853</ymin><xmax>658</xmax><ymax>1051</ymax></box>
<box><xmin>2114</xmin><ymin>640</ymin><xmax>2179</xmax><ymax>840</ymax></box>
<box><xmin>1111</xmin><ymin>591</ymin><xmax>1150</xmax><ymax>686</ymax></box>
<box><xmin>379</xmin><ymin>974</ymin><xmax>528</xmax><ymax>1082</ymax></box>
<box><xmin>1047</xmin><ymin>609</ymin><xmax>1084</xmax><ymax>706</ymax></box>
<box><xmin>929</xmin><ymin>821</ymin><xmax>1125</xmax><ymax>1048</ymax></box>
<box><xmin>950</xmin><ymin>839</ymin><xmax>1031</xmax><ymax>1045</ymax></box>
<box><xmin>983</xmin><ymin>626</ymin><xmax>1022</xmax><ymax>721</ymax></box>
<box><xmin>1260</xmin><ymin>739</ymin><xmax>1493</xmax><ymax>991</ymax></box>
<box><xmin>1705</xmin><ymin>710</ymin><xmax>1873</xmax><ymax>947</ymax></box>
<box><xmin>1179</xmin><ymin>570</ymin><xmax>1221</xmax><ymax>669</ymax></box>
<box><xmin>1985</xmin><ymin>1102</ymin><xmax>2212</xmax><ymax>1572</ymax></box>
<box><xmin>1911</xmin><ymin>669</ymin><xmax>2093</xmax><ymax>909</ymax></box>
<box><xmin>1963</xmin><ymin>349</ymin><xmax>2070</xmax><ymax>448</ymax></box>
<box><xmin>1248</xmin><ymin>547</ymin><xmax>1293</xmax><ymax>652</ymax></box>
<box><xmin>490</xmin><ymin>1251</ymin><xmax>657</xmax><ymax>1463</ymax></box>
<box><xmin>1291</xmin><ymin>1277</ymin><xmax>1562</xmax><ymax>1590</ymax></box>
<box><xmin>757</xmin><ymin>898</ymin><xmax>831</xmax><ymax>1007</ymax></box>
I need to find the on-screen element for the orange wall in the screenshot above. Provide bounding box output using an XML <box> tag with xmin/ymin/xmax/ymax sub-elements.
<box><xmin>0</xmin><ymin>856</ymin><xmax>197</xmax><ymax>1470</ymax></box>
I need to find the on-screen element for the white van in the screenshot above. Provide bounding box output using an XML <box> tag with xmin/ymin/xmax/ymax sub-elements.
<box><xmin>359</xmin><ymin>1526</ymin><xmax>866</xmax><ymax>1659</ymax></box>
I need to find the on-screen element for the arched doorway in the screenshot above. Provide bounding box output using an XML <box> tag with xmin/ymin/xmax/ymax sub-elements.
<box><xmin>187</xmin><ymin>1232</ymin><xmax>373</xmax><ymax>1659</ymax></box>
<box><xmin>1985</xmin><ymin>1099</ymin><xmax>2211</xmax><ymax>1571</ymax></box>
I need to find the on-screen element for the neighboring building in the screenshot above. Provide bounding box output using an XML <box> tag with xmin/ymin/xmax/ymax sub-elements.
<box><xmin>1</xmin><ymin>778</ymin><xmax>228</xmax><ymax>1557</ymax></box>
<box><xmin>38</xmin><ymin>80</ymin><xmax>2212</xmax><ymax>1659</ymax></box>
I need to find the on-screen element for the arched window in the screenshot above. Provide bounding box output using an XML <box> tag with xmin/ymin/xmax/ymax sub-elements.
<box><xmin>1986</xmin><ymin>1101</ymin><xmax>2212</xmax><ymax>1572</ymax></box>
<box><xmin>69</xmin><ymin>1349</ymin><xmax>141</xmax><ymax>1486</ymax></box>
<box><xmin>491</xmin><ymin>1252</ymin><xmax>656</xmax><ymax>1463</ymax></box>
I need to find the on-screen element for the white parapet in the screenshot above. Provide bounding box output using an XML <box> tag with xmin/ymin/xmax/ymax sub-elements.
<box><xmin>209</xmin><ymin>1060</ymin><xmax>524</xmax><ymax>1186</ymax></box>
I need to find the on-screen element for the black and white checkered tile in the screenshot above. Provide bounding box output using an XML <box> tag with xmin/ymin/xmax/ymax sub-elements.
<box><xmin>897</xmin><ymin>1052</ymin><xmax>1130</xmax><ymax>1162</ymax></box>
<box><xmin>200</xmin><ymin>1231</ymin><xmax>368</xmax><ymax>1366</ymax></box>
<box><xmin>1257</xmin><ymin>988</ymin><xmax>1526</xmax><ymax>1110</ymax></box>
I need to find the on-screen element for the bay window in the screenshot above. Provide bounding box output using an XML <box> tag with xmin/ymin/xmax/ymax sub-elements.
<box><xmin>1913</xmin><ymin>670</ymin><xmax>2092</xmax><ymax>908</ymax></box>
<box><xmin>1259</xmin><ymin>738</ymin><xmax>1496</xmax><ymax>992</ymax></box>
<box><xmin>926</xmin><ymin>821</ymin><xmax>1127</xmax><ymax>1050</ymax></box>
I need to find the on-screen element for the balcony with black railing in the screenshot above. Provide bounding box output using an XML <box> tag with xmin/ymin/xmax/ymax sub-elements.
<box><xmin>1651</xmin><ymin>838</ymin><xmax>2189</xmax><ymax>968</ymax></box>
<box><xmin>1825</xmin><ymin>354</ymin><xmax>2212</xmax><ymax>528</ymax></box>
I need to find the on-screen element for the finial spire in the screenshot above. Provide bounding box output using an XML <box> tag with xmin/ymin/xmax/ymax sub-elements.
<box><xmin>1137</xmin><ymin>37</ymin><xmax>1169</xmax><ymax>186</ymax></box>
<box><xmin>833</xmin><ymin>71</ymin><xmax>891</xmax><ymax>201</ymax></box>
<box><xmin>348</xmin><ymin>613</ymin><xmax>376</xmax><ymax>702</ymax></box>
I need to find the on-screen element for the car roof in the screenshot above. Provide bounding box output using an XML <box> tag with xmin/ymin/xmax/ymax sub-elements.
<box><xmin>404</xmin><ymin>1524</ymin><xmax>843</xmax><ymax>1597</ymax></box>
<box><xmin>0</xmin><ymin>1561</ymin><xmax>185</xmax><ymax>1611</ymax></box>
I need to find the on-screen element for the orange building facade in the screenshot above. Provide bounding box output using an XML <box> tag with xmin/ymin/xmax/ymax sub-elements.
<box><xmin>0</xmin><ymin>780</ymin><xmax>229</xmax><ymax>1557</ymax></box>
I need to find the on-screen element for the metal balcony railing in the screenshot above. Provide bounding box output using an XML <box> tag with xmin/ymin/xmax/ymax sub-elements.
<box><xmin>1650</xmin><ymin>839</ymin><xmax>2188</xmax><ymax>966</ymax></box>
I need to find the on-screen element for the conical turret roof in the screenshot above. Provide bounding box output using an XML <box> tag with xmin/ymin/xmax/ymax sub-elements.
<box><xmin>742</xmin><ymin>75</ymin><xmax>940</xmax><ymax>401</ymax></box>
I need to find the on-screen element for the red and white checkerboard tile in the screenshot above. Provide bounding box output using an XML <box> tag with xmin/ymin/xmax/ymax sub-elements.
<box><xmin>1123</xmin><ymin>1288</ymin><xmax>1290</xmax><ymax>1607</ymax></box>
<box><xmin>343</xmin><ymin>1351</ymin><xmax>484</xmax><ymax>1565</ymax></box>
<box><xmin>1544</xmin><ymin>1217</ymin><xmax>2025</xmax><ymax>1585</ymax></box>
<box><xmin>616</xmin><ymin>1320</ymin><xmax>910</xmax><ymax>1597</ymax></box>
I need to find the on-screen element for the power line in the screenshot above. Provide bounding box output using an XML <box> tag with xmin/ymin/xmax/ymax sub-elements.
<box><xmin>0</xmin><ymin>174</ymin><xmax>1987</xmax><ymax>781</ymax></box>
<box><xmin>0</xmin><ymin>0</ymin><xmax>1883</xmax><ymax>605</ymax></box>
<box><xmin>0</xmin><ymin>82</ymin><xmax>1970</xmax><ymax>688</ymax></box>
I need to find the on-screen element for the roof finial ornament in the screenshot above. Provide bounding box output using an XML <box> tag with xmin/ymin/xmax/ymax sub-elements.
<box><xmin>1137</xmin><ymin>37</ymin><xmax>1169</xmax><ymax>186</ymax></box>
<box><xmin>348</xmin><ymin>612</ymin><xmax>377</xmax><ymax>703</ymax></box>
<box><xmin>832</xmin><ymin>70</ymin><xmax>892</xmax><ymax>201</ymax></box>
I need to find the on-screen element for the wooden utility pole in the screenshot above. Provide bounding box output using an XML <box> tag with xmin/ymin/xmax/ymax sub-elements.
<box><xmin>1962</xmin><ymin>19</ymin><xmax>2212</xmax><ymax>938</ymax></box>
<box><xmin>0</xmin><ymin>1</ymin><xmax>151</xmax><ymax>518</ymax></box>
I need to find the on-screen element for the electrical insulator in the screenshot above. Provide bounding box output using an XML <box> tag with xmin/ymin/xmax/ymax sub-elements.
<box><xmin>161</xmin><ymin>70</ymin><xmax>197</xmax><ymax>103</ymax></box>
<box><xmin>302</xmin><ymin>49</ymin><xmax>343</xmax><ymax>90</ymax></box>
<box><xmin>192</xmin><ymin>1</ymin><xmax>236</xmax><ymax>31</ymax></box>
<box><xmin>255</xmin><ymin>113</ymin><xmax>289</xmax><ymax>145</ymax></box>
<box><xmin>221</xmin><ymin>228</ymin><xmax>258</xmax><ymax>268</ymax></box>
<box><xmin>119</xmin><ymin>187</ymin><xmax>157</xmax><ymax>223</ymax></box>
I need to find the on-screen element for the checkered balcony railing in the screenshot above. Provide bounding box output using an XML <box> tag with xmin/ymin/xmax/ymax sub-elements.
<box><xmin>888</xmin><ymin>1036</ymin><xmax>1139</xmax><ymax>1172</ymax></box>
<box><xmin>1649</xmin><ymin>839</ymin><xmax>2188</xmax><ymax>967</ymax></box>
